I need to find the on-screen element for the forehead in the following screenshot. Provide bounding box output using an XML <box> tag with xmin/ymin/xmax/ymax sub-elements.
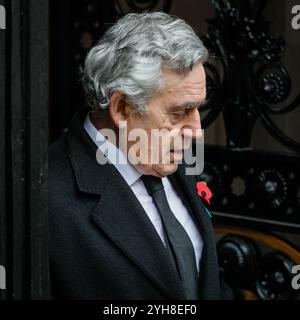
<box><xmin>160</xmin><ymin>63</ymin><xmax>206</xmax><ymax>106</ymax></box>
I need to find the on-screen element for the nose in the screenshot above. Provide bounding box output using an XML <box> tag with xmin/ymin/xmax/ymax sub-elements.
<box><xmin>182</xmin><ymin>107</ymin><xmax>202</xmax><ymax>140</ymax></box>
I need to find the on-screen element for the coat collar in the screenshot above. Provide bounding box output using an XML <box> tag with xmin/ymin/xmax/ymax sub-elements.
<box><xmin>83</xmin><ymin>113</ymin><xmax>142</xmax><ymax>186</ymax></box>
<box><xmin>66</xmin><ymin>107</ymin><xmax>111</xmax><ymax>195</ymax></box>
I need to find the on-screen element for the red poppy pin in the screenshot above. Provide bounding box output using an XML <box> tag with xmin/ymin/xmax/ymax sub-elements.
<box><xmin>196</xmin><ymin>182</ymin><xmax>212</xmax><ymax>205</ymax></box>
<box><xmin>196</xmin><ymin>182</ymin><xmax>213</xmax><ymax>219</ymax></box>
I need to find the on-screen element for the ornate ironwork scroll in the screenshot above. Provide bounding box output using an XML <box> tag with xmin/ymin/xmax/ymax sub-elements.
<box><xmin>201</xmin><ymin>0</ymin><xmax>300</xmax><ymax>153</ymax></box>
<box><xmin>198</xmin><ymin>0</ymin><xmax>300</xmax><ymax>233</ymax></box>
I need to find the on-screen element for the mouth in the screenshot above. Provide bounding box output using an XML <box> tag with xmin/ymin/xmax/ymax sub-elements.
<box><xmin>170</xmin><ymin>146</ymin><xmax>190</xmax><ymax>154</ymax></box>
<box><xmin>170</xmin><ymin>149</ymin><xmax>184</xmax><ymax>161</ymax></box>
<box><xmin>171</xmin><ymin>149</ymin><xmax>183</xmax><ymax>154</ymax></box>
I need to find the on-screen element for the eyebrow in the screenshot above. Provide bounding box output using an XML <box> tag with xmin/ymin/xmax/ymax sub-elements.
<box><xmin>175</xmin><ymin>99</ymin><xmax>208</xmax><ymax>110</ymax></box>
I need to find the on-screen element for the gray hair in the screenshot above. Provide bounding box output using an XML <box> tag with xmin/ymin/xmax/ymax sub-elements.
<box><xmin>82</xmin><ymin>11</ymin><xmax>208</xmax><ymax>114</ymax></box>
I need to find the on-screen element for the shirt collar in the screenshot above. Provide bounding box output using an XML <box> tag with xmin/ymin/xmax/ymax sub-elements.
<box><xmin>83</xmin><ymin>113</ymin><xmax>142</xmax><ymax>186</ymax></box>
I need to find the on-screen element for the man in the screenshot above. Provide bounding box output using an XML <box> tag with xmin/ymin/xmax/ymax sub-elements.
<box><xmin>49</xmin><ymin>12</ymin><xmax>232</xmax><ymax>300</ymax></box>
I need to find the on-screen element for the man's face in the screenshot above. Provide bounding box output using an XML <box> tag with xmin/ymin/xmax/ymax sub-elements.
<box><xmin>125</xmin><ymin>62</ymin><xmax>206</xmax><ymax>177</ymax></box>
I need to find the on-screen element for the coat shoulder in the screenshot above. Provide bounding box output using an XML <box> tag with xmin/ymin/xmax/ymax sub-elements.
<box><xmin>49</xmin><ymin>135</ymin><xmax>72</xmax><ymax>188</ymax></box>
<box><xmin>49</xmin><ymin>135</ymin><xmax>77</xmax><ymax>211</ymax></box>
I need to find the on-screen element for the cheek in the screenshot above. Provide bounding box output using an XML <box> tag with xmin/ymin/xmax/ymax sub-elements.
<box><xmin>130</xmin><ymin>112</ymin><xmax>155</xmax><ymax>131</ymax></box>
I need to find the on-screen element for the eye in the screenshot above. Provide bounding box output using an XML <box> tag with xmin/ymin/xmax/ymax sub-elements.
<box><xmin>170</xmin><ymin>110</ymin><xmax>186</xmax><ymax>120</ymax></box>
<box><xmin>173</xmin><ymin>110</ymin><xmax>186</xmax><ymax>116</ymax></box>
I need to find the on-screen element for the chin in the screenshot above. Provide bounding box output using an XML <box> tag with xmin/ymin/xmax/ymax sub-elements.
<box><xmin>153</xmin><ymin>163</ymin><xmax>179</xmax><ymax>177</ymax></box>
<box><xmin>135</xmin><ymin>163</ymin><xmax>179</xmax><ymax>177</ymax></box>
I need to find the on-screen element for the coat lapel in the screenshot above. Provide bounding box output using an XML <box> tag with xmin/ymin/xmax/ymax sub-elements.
<box><xmin>91</xmin><ymin>167</ymin><xmax>185</xmax><ymax>299</ymax></box>
<box><xmin>66</xmin><ymin>108</ymin><xmax>185</xmax><ymax>300</ymax></box>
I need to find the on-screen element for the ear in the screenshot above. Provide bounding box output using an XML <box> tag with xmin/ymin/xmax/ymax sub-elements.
<box><xmin>109</xmin><ymin>91</ymin><xmax>131</xmax><ymax>129</ymax></box>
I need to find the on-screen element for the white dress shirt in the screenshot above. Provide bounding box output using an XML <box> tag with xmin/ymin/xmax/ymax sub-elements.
<box><xmin>83</xmin><ymin>114</ymin><xmax>203</xmax><ymax>272</ymax></box>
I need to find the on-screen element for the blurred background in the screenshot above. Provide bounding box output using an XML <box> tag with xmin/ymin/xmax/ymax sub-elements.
<box><xmin>0</xmin><ymin>0</ymin><xmax>300</xmax><ymax>300</ymax></box>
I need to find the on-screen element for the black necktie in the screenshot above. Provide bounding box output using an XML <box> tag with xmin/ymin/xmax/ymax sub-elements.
<box><xmin>141</xmin><ymin>175</ymin><xmax>200</xmax><ymax>300</ymax></box>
